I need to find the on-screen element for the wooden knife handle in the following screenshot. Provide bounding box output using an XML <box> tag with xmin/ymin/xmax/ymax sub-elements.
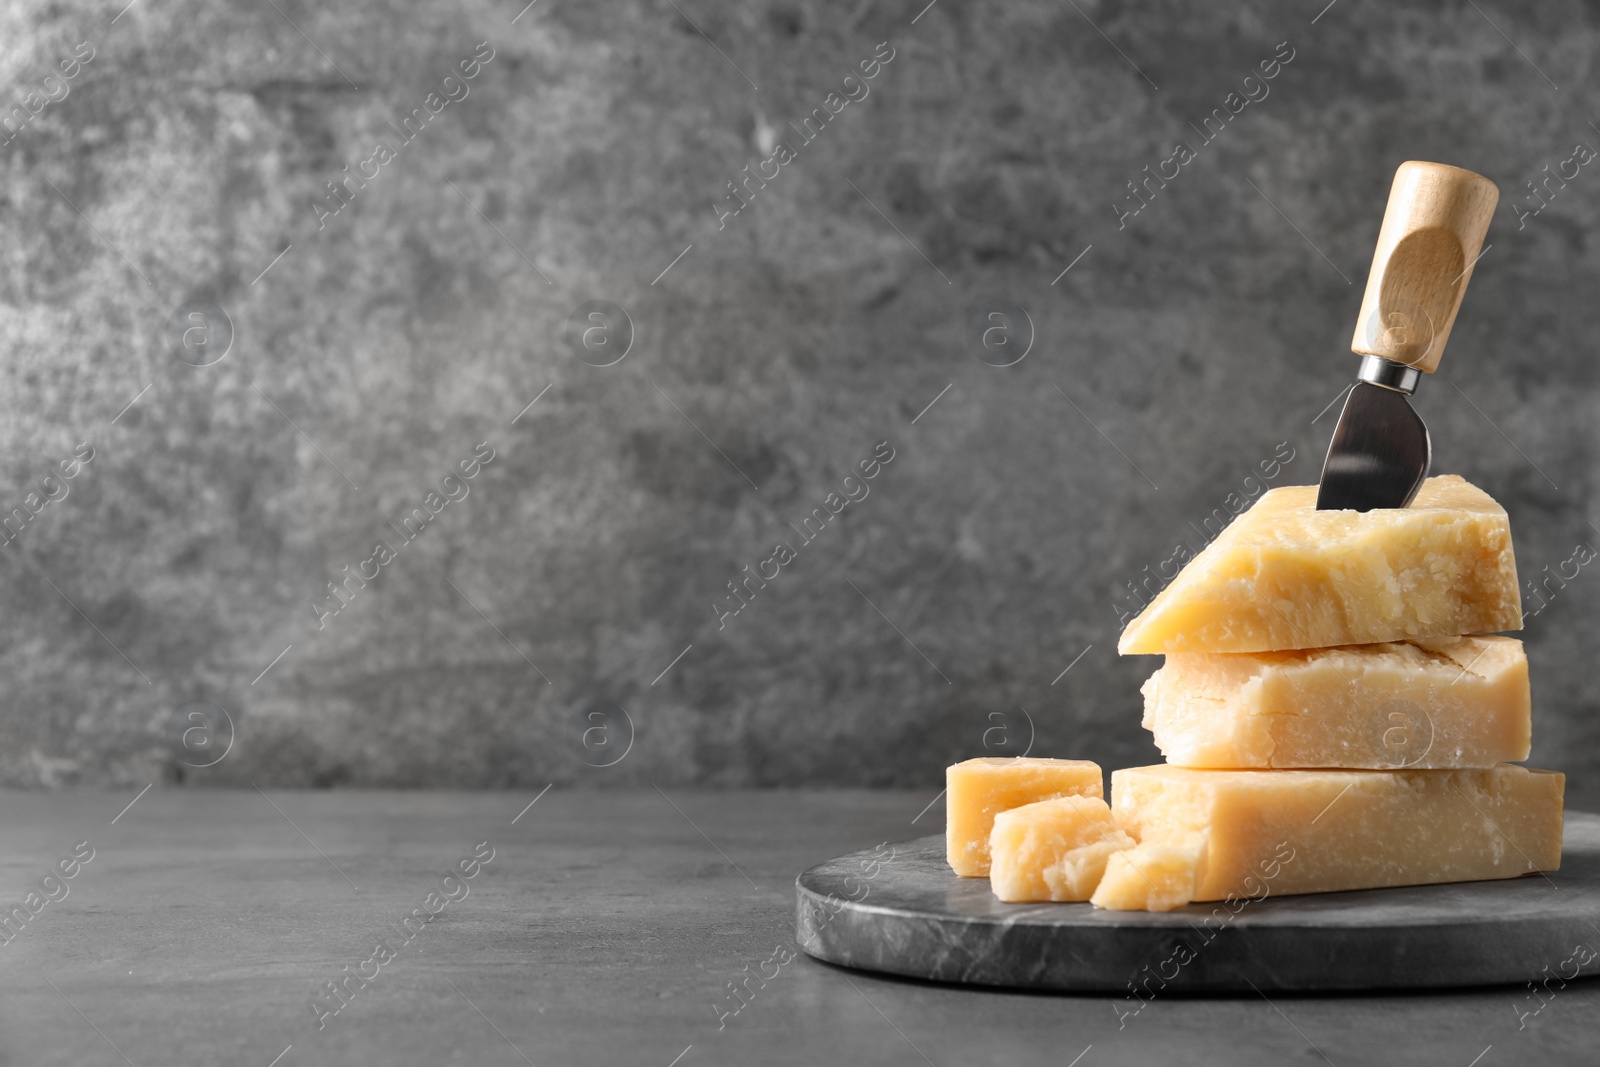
<box><xmin>1350</xmin><ymin>161</ymin><xmax>1499</xmax><ymax>372</ymax></box>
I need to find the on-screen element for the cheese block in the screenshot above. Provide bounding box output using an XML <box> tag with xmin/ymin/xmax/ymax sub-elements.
<box><xmin>989</xmin><ymin>796</ymin><xmax>1133</xmax><ymax>902</ymax></box>
<box><xmin>1117</xmin><ymin>476</ymin><xmax>1521</xmax><ymax>655</ymax></box>
<box><xmin>946</xmin><ymin>757</ymin><xmax>1103</xmax><ymax>877</ymax></box>
<box><xmin>1090</xmin><ymin>837</ymin><xmax>1204</xmax><ymax>912</ymax></box>
<box><xmin>1143</xmin><ymin>635</ymin><xmax>1531</xmax><ymax>769</ymax></box>
<box><xmin>1111</xmin><ymin>763</ymin><xmax>1563</xmax><ymax>903</ymax></box>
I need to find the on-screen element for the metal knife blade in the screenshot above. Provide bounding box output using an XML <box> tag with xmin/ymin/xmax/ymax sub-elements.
<box><xmin>1316</xmin><ymin>366</ymin><xmax>1431</xmax><ymax>512</ymax></box>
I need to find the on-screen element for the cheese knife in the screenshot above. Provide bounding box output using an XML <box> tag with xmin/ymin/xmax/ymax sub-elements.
<box><xmin>1316</xmin><ymin>161</ymin><xmax>1498</xmax><ymax>512</ymax></box>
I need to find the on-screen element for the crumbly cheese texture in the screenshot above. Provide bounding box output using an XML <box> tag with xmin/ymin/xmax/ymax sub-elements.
<box><xmin>1143</xmin><ymin>635</ymin><xmax>1531</xmax><ymax>769</ymax></box>
<box><xmin>1111</xmin><ymin>763</ymin><xmax>1563</xmax><ymax>902</ymax></box>
<box><xmin>946</xmin><ymin>757</ymin><xmax>1104</xmax><ymax>877</ymax></box>
<box><xmin>988</xmin><ymin>796</ymin><xmax>1133</xmax><ymax>903</ymax></box>
<box><xmin>1117</xmin><ymin>476</ymin><xmax>1522</xmax><ymax>655</ymax></box>
<box><xmin>1090</xmin><ymin>837</ymin><xmax>1204</xmax><ymax>912</ymax></box>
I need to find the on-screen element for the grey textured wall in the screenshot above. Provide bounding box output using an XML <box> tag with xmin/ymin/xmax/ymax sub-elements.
<box><xmin>2</xmin><ymin>0</ymin><xmax>1596</xmax><ymax>792</ymax></box>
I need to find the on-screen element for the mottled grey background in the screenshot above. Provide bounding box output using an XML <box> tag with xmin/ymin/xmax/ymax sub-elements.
<box><xmin>1</xmin><ymin>0</ymin><xmax>1595</xmax><ymax>795</ymax></box>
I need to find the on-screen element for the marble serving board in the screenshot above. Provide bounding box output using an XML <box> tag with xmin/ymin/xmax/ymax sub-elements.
<box><xmin>794</xmin><ymin>813</ymin><xmax>1600</xmax><ymax>993</ymax></box>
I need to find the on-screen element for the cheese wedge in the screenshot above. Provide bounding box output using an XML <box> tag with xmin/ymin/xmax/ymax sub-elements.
<box><xmin>1111</xmin><ymin>763</ymin><xmax>1563</xmax><ymax>903</ymax></box>
<box><xmin>1090</xmin><ymin>838</ymin><xmax>1204</xmax><ymax>912</ymax></box>
<box><xmin>1143</xmin><ymin>635</ymin><xmax>1531</xmax><ymax>769</ymax></box>
<box><xmin>989</xmin><ymin>796</ymin><xmax>1133</xmax><ymax>902</ymax></box>
<box><xmin>946</xmin><ymin>757</ymin><xmax>1103</xmax><ymax>877</ymax></box>
<box><xmin>1117</xmin><ymin>476</ymin><xmax>1521</xmax><ymax>654</ymax></box>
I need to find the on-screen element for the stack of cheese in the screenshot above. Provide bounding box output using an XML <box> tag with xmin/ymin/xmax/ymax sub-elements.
<box><xmin>946</xmin><ymin>476</ymin><xmax>1565</xmax><ymax>911</ymax></box>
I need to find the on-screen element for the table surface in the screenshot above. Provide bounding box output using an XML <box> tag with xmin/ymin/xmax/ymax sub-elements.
<box><xmin>1</xmin><ymin>788</ymin><xmax>1596</xmax><ymax>1067</ymax></box>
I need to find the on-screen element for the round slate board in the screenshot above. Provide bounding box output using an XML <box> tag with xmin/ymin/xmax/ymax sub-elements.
<box><xmin>794</xmin><ymin>813</ymin><xmax>1600</xmax><ymax>992</ymax></box>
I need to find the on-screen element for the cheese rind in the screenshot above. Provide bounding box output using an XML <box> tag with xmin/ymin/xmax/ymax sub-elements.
<box><xmin>989</xmin><ymin>796</ymin><xmax>1133</xmax><ymax>903</ymax></box>
<box><xmin>1111</xmin><ymin>763</ymin><xmax>1563</xmax><ymax>902</ymax></box>
<box><xmin>1143</xmin><ymin>635</ymin><xmax>1531</xmax><ymax>769</ymax></box>
<box><xmin>946</xmin><ymin>757</ymin><xmax>1104</xmax><ymax>877</ymax></box>
<box><xmin>1090</xmin><ymin>838</ymin><xmax>1203</xmax><ymax>912</ymax></box>
<box><xmin>1117</xmin><ymin>476</ymin><xmax>1521</xmax><ymax>655</ymax></box>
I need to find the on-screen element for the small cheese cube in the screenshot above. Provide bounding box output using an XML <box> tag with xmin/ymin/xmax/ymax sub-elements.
<box><xmin>1117</xmin><ymin>476</ymin><xmax>1521</xmax><ymax>655</ymax></box>
<box><xmin>989</xmin><ymin>796</ymin><xmax>1133</xmax><ymax>903</ymax></box>
<box><xmin>946</xmin><ymin>757</ymin><xmax>1103</xmax><ymax>877</ymax></box>
<box><xmin>1090</xmin><ymin>838</ymin><xmax>1204</xmax><ymax>912</ymax></box>
<box><xmin>1112</xmin><ymin>763</ymin><xmax>1563</xmax><ymax>903</ymax></box>
<box><xmin>1143</xmin><ymin>635</ymin><xmax>1531</xmax><ymax>769</ymax></box>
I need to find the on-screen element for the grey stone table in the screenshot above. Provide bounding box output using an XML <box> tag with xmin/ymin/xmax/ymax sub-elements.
<box><xmin>1</xmin><ymin>787</ymin><xmax>1596</xmax><ymax>1066</ymax></box>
